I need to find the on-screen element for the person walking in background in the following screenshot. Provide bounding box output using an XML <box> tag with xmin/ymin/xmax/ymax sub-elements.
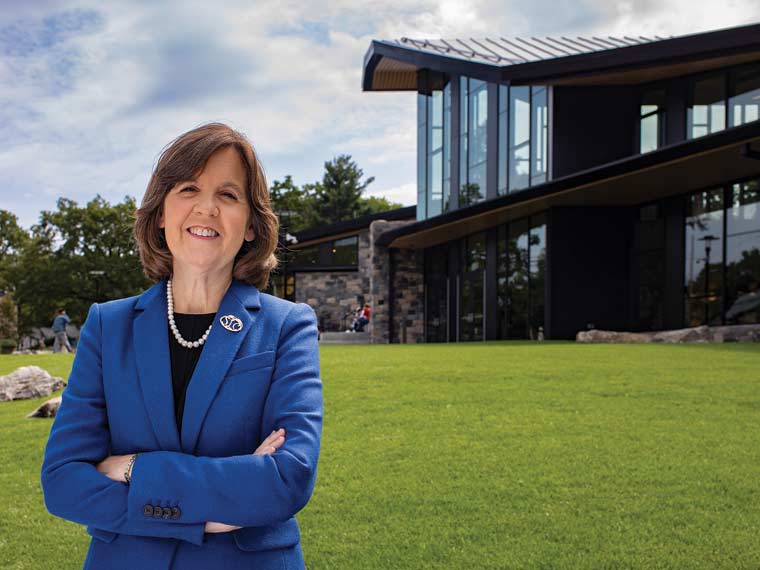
<box><xmin>51</xmin><ymin>308</ymin><xmax>72</xmax><ymax>353</ymax></box>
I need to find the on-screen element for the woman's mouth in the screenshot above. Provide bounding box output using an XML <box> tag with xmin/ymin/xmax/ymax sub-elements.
<box><xmin>186</xmin><ymin>226</ymin><xmax>220</xmax><ymax>240</ymax></box>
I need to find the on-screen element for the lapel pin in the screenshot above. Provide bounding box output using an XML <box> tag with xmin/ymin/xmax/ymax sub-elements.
<box><xmin>220</xmin><ymin>314</ymin><xmax>243</xmax><ymax>332</ymax></box>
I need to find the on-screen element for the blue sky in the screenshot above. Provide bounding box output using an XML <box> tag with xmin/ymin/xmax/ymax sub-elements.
<box><xmin>1</xmin><ymin>0</ymin><xmax>759</xmax><ymax>229</ymax></box>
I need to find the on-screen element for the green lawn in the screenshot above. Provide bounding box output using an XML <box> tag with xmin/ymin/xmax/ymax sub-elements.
<box><xmin>1</xmin><ymin>342</ymin><xmax>759</xmax><ymax>569</ymax></box>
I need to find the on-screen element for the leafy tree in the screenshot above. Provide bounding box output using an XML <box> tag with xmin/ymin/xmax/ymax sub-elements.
<box><xmin>270</xmin><ymin>158</ymin><xmax>403</xmax><ymax>233</ymax></box>
<box><xmin>309</xmin><ymin>154</ymin><xmax>375</xmax><ymax>226</ymax></box>
<box><xmin>9</xmin><ymin>195</ymin><xmax>150</xmax><ymax>334</ymax></box>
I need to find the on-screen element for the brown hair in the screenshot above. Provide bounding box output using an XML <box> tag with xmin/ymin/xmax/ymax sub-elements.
<box><xmin>134</xmin><ymin>122</ymin><xmax>279</xmax><ymax>290</ymax></box>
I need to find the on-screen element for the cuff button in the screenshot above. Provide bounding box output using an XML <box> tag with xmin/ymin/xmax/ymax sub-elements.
<box><xmin>142</xmin><ymin>505</ymin><xmax>154</xmax><ymax>517</ymax></box>
<box><xmin>162</xmin><ymin>507</ymin><xmax>172</xmax><ymax>519</ymax></box>
<box><xmin>171</xmin><ymin>507</ymin><xmax>181</xmax><ymax>520</ymax></box>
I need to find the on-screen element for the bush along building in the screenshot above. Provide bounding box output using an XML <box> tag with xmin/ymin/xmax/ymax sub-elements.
<box><xmin>348</xmin><ymin>22</ymin><xmax>760</xmax><ymax>342</ymax></box>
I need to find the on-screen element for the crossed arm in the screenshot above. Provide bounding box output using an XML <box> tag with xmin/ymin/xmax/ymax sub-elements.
<box><xmin>40</xmin><ymin>301</ymin><xmax>323</xmax><ymax>547</ymax></box>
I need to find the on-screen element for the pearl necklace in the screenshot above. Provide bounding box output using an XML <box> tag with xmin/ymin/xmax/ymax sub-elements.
<box><xmin>166</xmin><ymin>278</ymin><xmax>213</xmax><ymax>348</ymax></box>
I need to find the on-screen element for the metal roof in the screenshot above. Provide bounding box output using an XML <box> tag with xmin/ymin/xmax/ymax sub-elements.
<box><xmin>363</xmin><ymin>22</ymin><xmax>760</xmax><ymax>90</ymax></box>
<box><xmin>389</xmin><ymin>35</ymin><xmax>671</xmax><ymax>67</ymax></box>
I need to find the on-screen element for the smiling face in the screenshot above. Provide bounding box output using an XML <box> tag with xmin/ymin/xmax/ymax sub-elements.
<box><xmin>158</xmin><ymin>145</ymin><xmax>255</xmax><ymax>278</ymax></box>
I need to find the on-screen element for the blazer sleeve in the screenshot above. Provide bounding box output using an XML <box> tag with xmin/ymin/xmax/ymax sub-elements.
<box><xmin>125</xmin><ymin>302</ymin><xmax>323</xmax><ymax>527</ymax></box>
<box><xmin>40</xmin><ymin>302</ymin><xmax>206</xmax><ymax>546</ymax></box>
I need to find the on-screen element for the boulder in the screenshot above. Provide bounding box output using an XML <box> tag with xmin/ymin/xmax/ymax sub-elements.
<box><xmin>0</xmin><ymin>365</ymin><xmax>66</xmax><ymax>401</ymax></box>
<box><xmin>576</xmin><ymin>323</ymin><xmax>760</xmax><ymax>343</ymax></box>
<box><xmin>27</xmin><ymin>395</ymin><xmax>62</xmax><ymax>418</ymax></box>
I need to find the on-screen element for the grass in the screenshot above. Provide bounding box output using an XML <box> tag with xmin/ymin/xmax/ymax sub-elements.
<box><xmin>1</xmin><ymin>342</ymin><xmax>759</xmax><ymax>569</ymax></box>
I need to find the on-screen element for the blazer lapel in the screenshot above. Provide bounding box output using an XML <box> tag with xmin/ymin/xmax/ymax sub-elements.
<box><xmin>180</xmin><ymin>279</ymin><xmax>262</xmax><ymax>454</ymax></box>
<box><xmin>133</xmin><ymin>278</ymin><xmax>182</xmax><ymax>451</ymax></box>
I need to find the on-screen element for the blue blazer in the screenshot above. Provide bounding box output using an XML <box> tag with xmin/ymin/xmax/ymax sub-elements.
<box><xmin>41</xmin><ymin>278</ymin><xmax>323</xmax><ymax>569</ymax></box>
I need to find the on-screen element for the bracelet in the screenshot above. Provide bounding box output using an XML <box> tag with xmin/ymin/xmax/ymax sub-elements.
<box><xmin>124</xmin><ymin>453</ymin><xmax>138</xmax><ymax>484</ymax></box>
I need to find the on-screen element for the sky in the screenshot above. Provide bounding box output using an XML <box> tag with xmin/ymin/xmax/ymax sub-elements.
<box><xmin>1</xmin><ymin>0</ymin><xmax>759</xmax><ymax>230</ymax></box>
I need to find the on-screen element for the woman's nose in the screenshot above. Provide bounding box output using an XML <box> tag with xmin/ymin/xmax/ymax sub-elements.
<box><xmin>194</xmin><ymin>194</ymin><xmax>219</xmax><ymax>216</ymax></box>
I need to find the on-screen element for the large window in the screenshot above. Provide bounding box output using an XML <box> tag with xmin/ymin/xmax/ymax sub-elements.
<box><xmin>684</xmin><ymin>181</ymin><xmax>760</xmax><ymax>327</ymax></box>
<box><xmin>640</xmin><ymin>88</ymin><xmax>665</xmax><ymax>153</ymax></box>
<box><xmin>684</xmin><ymin>189</ymin><xmax>724</xmax><ymax>326</ymax></box>
<box><xmin>725</xmin><ymin>180</ymin><xmax>760</xmax><ymax>324</ymax></box>
<box><xmin>687</xmin><ymin>63</ymin><xmax>760</xmax><ymax>139</ymax></box>
<box><xmin>290</xmin><ymin>236</ymin><xmax>358</xmax><ymax>268</ymax></box>
<box><xmin>730</xmin><ymin>64</ymin><xmax>760</xmax><ymax>127</ymax></box>
<box><xmin>417</xmin><ymin>81</ymin><xmax>452</xmax><ymax>220</ymax></box>
<box><xmin>424</xmin><ymin>244</ymin><xmax>449</xmax><ymax>342</ymax></box>
<box><xmin>460</xmin><ymin>77</ymin><xmax>488</xmax><ymax>207</ymax></box>
<box><xmin>497</xmin><ymin>85</ymin><xmax>550</xmax><ymax>195</ymax></box>
<box><xmin>497</xmin><ymin>214</ymin><xmax>546</xmax><ymax>339</ymax></box>
<box><xmin>688</xmin><ymin>74</ymin><xmax>726</xmax><ymax>139</ymax></box>
<box><xmin>458</xmin><ymin>232</ymin><xmax>486</xmax><ymax>341</ymax></box>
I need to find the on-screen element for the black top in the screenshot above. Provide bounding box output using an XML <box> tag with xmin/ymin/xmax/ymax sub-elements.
<box><xmin>168</xmin><ymin>312</ymin><xmax>216</xmax><ymax>434</ymax></box>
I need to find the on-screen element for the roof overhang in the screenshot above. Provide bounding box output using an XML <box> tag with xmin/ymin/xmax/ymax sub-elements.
<box><xmin>363</xmin><ymin>22</ymin><xmax>760</xmax><ymax>91</ymax></box>
<box><xmin>378</xmin><ymin>121</ymin><xmax>760</xmax><ymax>249</ymax></box>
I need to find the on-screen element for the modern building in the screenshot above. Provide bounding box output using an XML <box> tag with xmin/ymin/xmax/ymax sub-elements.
<box><xmin>354</xmin><ymin>22</ymin><xmax>760</xmax><ymax>342</ymax></box>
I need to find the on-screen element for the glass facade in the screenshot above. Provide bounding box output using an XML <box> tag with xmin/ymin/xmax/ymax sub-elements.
<box><xmin>725</xmin><ymin>180</ymin><xmax>760</xmax><ymax>324</ymax></box>
<box><xmin>460</xmin><ymin>77</ymin><xmax>488</xmax><ymax>207</ymax></box>
<box><xmin>332</xmin><ymin>236</ymin><xmax>359</xmax><ymax>266</ymax></box>
<box><xmin>458</xmin><ymin>232</ymin><xmax>486</xmax><ymax>341</ymax></box>
<box><xmin>418</xmin><ymin>82</ymin><xmax>452</xmax><ymax>220</ymax></box>
<box><xmin>730</xmin><ymin>63</ymin><xmax>760</xmax><ymax>127</ymax></box>
<box><xmin>640</xmin><ymin>88</ymin><xmax>665</xmax><ymax>153</ymax></box>
<box><xmin>496</xmin><ymin>85</ymin><xmax>549</xmax><ymax>194</ymax></box>
<box><xmin>687</xmin><ymin>63</ymin><xmax>760</xmax><ymax>139</ymax></box>
<box><xmin>684</xmin><ymin>189</ymin><xmax>725</xmax><ymax>326</ymax></box>
<box><xmin>497</xmin><ymin>214</ymin><xmax>546</xmax><ymax>339</ymax></box>
<box><xmin>424</xmin><ymin>244</ymin><xmax>449</xmax><ymax>342</ymax></box>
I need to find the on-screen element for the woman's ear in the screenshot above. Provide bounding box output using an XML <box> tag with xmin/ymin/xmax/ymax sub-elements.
<box><xmin>244</xmin><ymin>225</ymin><xmax>255</xmax><ymax>242</ymax></box>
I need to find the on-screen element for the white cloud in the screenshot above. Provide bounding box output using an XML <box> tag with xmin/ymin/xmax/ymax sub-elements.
<box><xmin>0</xmin><ymin>1</ymin><xmax>758</xmax><ymax>229</ymax></box>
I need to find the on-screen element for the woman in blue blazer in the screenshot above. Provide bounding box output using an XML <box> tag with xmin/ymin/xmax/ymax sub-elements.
<box><xmin>41</xmin><ymin>123</ymin><xmax>323</xmax><ymax>569</ymax></box>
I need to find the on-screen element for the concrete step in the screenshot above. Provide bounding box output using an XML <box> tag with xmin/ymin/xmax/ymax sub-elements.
<box><xmin>319</xmin><ymin>331</ymin><xmax>371</xmax><ymax>344</ymax></box>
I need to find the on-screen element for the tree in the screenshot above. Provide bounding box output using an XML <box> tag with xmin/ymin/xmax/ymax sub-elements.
<box><xmin>270</xmin><ymin>158</ymin><xmax>402</xmax><ymax>233</ymax></box>
<box><xmin>0</xmin><ymin>210</ymin><xmax>30</xmax><ymax>290</ymax></box>
<box><xmin>310</xmin><ymin>154</ymin><xmax>375</xmax><ymax>226</ymax></box>
<box><xmin>9</xmin><ymin>195</ymin><xmax>151</xmax><ymax>334</ymax></box>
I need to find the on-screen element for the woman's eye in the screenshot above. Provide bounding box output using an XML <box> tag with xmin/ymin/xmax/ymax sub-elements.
<box><xmin>222</xmin><ymin>192</ymin><xmax>238</xmax><ymax>200</ymax></box>
<box><xmin>179</xmin><ymin>186</ymin><xmax>196</xmax><ymax>193</ymax></box>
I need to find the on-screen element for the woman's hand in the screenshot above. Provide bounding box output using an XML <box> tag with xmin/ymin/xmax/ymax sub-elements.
<box><xmin>204</xmin><ymin>428</ymin><xmax>286</xmax><ymax>534</ymax></box>
<box><xmin>254</xmin><ymin>428</ymin><xmax>285</xmax><ymax>456</ymax></box>
<box><xmin>95</xmin><ymin>454</ymin><xmax>133</xmax><ymax>483</ymax></box>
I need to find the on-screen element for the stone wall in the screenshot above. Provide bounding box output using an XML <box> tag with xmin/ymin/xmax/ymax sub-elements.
<box><xmin>368</xmin><ymin>220</ymin><xmax>424</xmax><ymax>344</ymax></box>
<box><xmin>390</xmin><ymin>247</ymin><xmax>425</xmax><ymax>343</ymax></box>
<box><xmin>295</xmin><ymin>271</ymin><xmax>364</xmax><ymax>332</ymax></box>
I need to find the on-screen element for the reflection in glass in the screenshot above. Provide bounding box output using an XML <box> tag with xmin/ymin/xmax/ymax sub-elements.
<box><xmin>530</xmin><ymin>87</ymin><xmax>548</xmax><ymax>185</ymax></box>
<box><xmin>497</xmin><ymin>85</ymin><xmax>508</xmax><ymax>195</ymax></box>
<box><xmin>509</xmin><ymin>86</ymin><xmax>531</xmax><ymax>192</ymax></box>
<box><xmin>425</xmin><ymin>245</ymin><xmax>449</xmax><ymax>342</ymax></box>
<box><xmin>332</xmin><ymin>236</ymin><xmax>358</xmax><ymax>266</ymax></box>
<box><xmin>292</xmin><ymin>245</ymin><xmax>320</xmax><ymax>266</ymax></box>
<box><xmin>684</xmin><ymin>189</ymin><xmax>724</xmax><ymax>326</ymax></box>
<box><xmin>443</xmin><ymin>82</ymin><xmax>452</xmax><ymax>213</ymax></box>
<box><xmin>529</xmin><ymin>216</ymin><xmax>546</xmax><ymax>339</ymax></box>
<box><xmin>459</xmin><ymin>232</ymin><xmax>486</xmax><ymax>341</ymax></box>
<box><xmin>640</xmin><ymin>88</ymin><xmax>665</xmax><ymax>153</ymax></box>
<box><xmin>496</xmin><ymin>215</ymin><xmax>546</xmax><ymax>339</ymax></box>
<box><xmin>730</xmin><ymin>64</ymin><xmax>760</xmax><ymax>127</ymax></box>
<box><xmin>688</xmin><ymin>74</ymin><xmax>726</xmax><ymax>139</ymax></box>
<box><xmin>726</xmin><ymin>180</ymin><xmax>760</xmax><ymax>324</ymax></box>
<box><xmin>459</xmin><ymin>77</ymin><xmax>487</xmax><ymax>207</ymax></box>
<box><xmin>417</xmin><ymin>93</ymin><xmax>427</xmax><ymax>220</ymax></box>
<box><xmin>428</xmin><ymin>90</ymin><xmax>443</xmax><ymax>217</ymax></box>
